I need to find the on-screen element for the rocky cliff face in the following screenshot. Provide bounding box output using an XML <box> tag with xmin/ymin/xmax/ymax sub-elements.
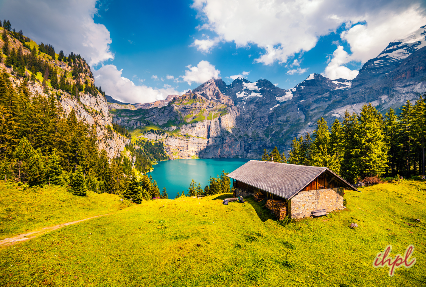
<box><xmin>110</xmin><ymin>26</ymin><xmax>426</xmax><ymax>159</ymax></box>
<box><xmin>0</xmin><ymin>28</ymin><xmax>129</xmax><ymax>158</ymax></box>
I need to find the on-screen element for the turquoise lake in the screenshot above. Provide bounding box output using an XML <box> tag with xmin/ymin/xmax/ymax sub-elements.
<box><xmin>148</xmin><ymin>158</ymin><xmax>250</xmax><ymax>199</ymax></box>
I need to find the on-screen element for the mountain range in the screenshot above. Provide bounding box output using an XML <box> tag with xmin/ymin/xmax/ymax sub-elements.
<box><xmin>108</xmin><ymin>26</ymin><xmax>425</xmax><ymax>159</ymax></box>
<box><xmin>109</xmin><ymin>25</ymin><xmax>426</xmax><ymax>159</ymax></box>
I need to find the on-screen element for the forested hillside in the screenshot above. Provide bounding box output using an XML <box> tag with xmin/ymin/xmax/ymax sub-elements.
<box><xmin>262</xmin><ymin>98</ymin><xmax>426</xmax><ymax>183</ymax></box>
<box><xmin>0</xmin><ymin>20</ymin><xmax>167</xmax><ymax>200</ymax></box>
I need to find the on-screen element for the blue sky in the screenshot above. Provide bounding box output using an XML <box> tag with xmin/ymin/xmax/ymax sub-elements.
<box><xmin>1</xmin><ymin>0</ymin><xmax>426</xmax><ymax>103</ymax></box>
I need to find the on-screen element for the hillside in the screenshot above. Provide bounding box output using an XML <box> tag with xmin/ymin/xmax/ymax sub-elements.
<box><xmin>0</xmin><ymin>24</ymin><xmax>169</xmax><ymax>198</ymax></box>
<box><xmin>0</xmin><ymin>26</ymin><xmax>129</xmax><ymax>158</ymax></box>
<box><xmin>109</xmin><ymin>26</ymin><xmax>426</xmax><ymax>159</ymax></box>
<box><xmin>0</xmin><ymin>180</ymin><xmax>425</xmax><ymax>286</ymax></box>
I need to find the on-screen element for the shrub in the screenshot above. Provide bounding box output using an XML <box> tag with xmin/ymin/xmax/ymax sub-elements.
<box><xmin>361</xmin><ymin>176</ymin><xmax>383</xmax><ymax>186</ymax></box>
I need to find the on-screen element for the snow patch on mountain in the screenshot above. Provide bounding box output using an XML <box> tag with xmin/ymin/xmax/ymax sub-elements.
<box><xmin>236</xmin><ymin>90</ymin><xmax>262</xmax><ymax>98</ymax></box>
<box><xmin>306</xmin><ymin>73</ymin><xmax>315</xmax><ymax>80</ymax></box>
<box><xmin>332</xmin><ymin>80</ymin><xmax>352</xmax><ymax>90</ymax></box>
<box><xmin>270</xmin><ymin>104</ymin><xmax>280</xmax><ymax>110</ymax></box>
<box><xmin>276</xmin><ymin>90</ymin><xmax>293</xmax><ymax>102</ymax></box>
<box><xmin>243</xmin><ymin>82</ymin><xmax>259</xmax><ymax>91</ymax></box>
<box><xmin>247</xmin><ymin>92</ymin><xmax>262</xmax><ymax>98</ymax></box>
<box><xmin>376</xmin><ymin>26</ymin><xmax>426</xmax><ymax>62</ymax></box>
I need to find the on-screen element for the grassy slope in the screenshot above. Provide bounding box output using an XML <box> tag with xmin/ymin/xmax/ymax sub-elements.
<box><xmin>0</xmin><ymin>181</ymin><xmax>425</xmax><ymax>286</ymax></box>
<box><xmin>0</xmin><ymin>181</ymin><xmax>130</xmax><ymax>240</ymax></box>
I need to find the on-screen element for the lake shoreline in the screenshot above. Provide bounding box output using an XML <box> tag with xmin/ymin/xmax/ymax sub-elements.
<box><xmin>148</xmin><ymin>158</ymin><xmax>250</xmax><ymax>199</ymax></box>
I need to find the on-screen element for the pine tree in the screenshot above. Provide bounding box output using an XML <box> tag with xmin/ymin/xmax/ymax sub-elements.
<box><xmin>341</xmin><ymin>111</ymin><xmax>361</xmax><ymax>183</ymax></box>
<box><xmin>384</xmin><ymin>109</ymin><xmax>398</xmax><ymax>176</ymax></box>
<box><xmin>301</xmin><ymin>133</ymin><xmax>312</xmax><ymax>165</ymax></box>
<box><xmin>43</xmin><ymin>66</ymin><xmax>49</xmax><ymax>87</ymax></box>
<box><xmin>46</xmin><ymin>149</ymin><xmax>63</xmax><ymax>185</ymax></box>
<box><xmin>188</xmin><ymin>179</ymin><xmax>197</xmax><ymax>196</ymax></box>
<box><xmin>5</xmin><ymin>48</ymin><xmax>13</xmax><ymax>68</ymax></box>
<box><xmin>310</xmin><ymin>117</ymin><xmax>331</xmax><ymax>168</ymax></box>
<box><xmin>196</xmin><ymin>183</ymin><xmax>203</xmax><ymax>195</ymax></box>
<box><xmin>203</xmin><ymin>185</ymin><xmax>209</xmax><ymax>196</ymax></box>
<box><xmin>13</xmin><ymin>137</ymin><xmax>34</xmax><ymax>181</ymax></box>
<box><xmin>4</xmin><ymin>20</ymin><xmax>11</xmax><ymax>31</ymax></box>
<box><xmin>124</xmin><ymin>174</ymin><xmax>142</xmax><ymax>203</ymax></box>
<box><xmin>270</xmin><ymin>146</ymin><xmax>282</xmax><ymax>162</ymax></box>
<box><xmin>220</xmin><ymin>171</ymin><xmax>230</xmax><ymax>193</ymax></box>
<box><xmin>70</xmin><ymin>165</ymin><xmax>86</xmax><ymax>196</ymax></box>
<box><xmin>412</xmin><ymin>96</ymin><xmax>426</xmax><ymax>175</ymax></box>
<box><xmin>152</xmin><ymin>180</ymin><xmax>160</xmax><ymax>198</ymax></box>
<box><xmin>329</xmin><ymin>119</ymin><xmax>343</xmax><ymax>175</ymax></box>
<box><xmin>0</xmin><ymin>105</ymin><xmax>17</xmax><ymax>157</ymax></box>
<box><xmin>27</xmin><ymin>148</ymin><xmax>45</xmax><ymax>186</ymax></box>
<box><xmin>288</xmin><ymin>137</ymin><xmax>300</xmax><ymax>165</ymax></box>
<box><xmin>261</xmin><ymin>149</ymin><xmax>270</xmax><ymax>161</ymax></box>
<box><xmin>358</xmin><ymin>104</ymin><xmax>388</xmax><ymax>179</ymax></box>
<box><xmin>281</xmin><ymin>152</ymin><xmax>287</xmax><ymax>163</ymax></box>
<box><xmin>50</xmin><ymin>68</ymin><xmax>58</xmax><ymax>89</ymax></box>
<box><xmin>161</xmin><ymin>187</ymin><xmax>168</xmax><ymax>199</ymax></box>
<box><xmin>2</xmin><ymin>28</ymin><xmax>9</xmax><ymax>55</ymax></box>
<box><xmin>58</xmin><ymin>50</ymin><xmax>64</xmax><ymax>61</ymax></box>
<box><xmin>397</xmin><ymin>101</ymin><xmax>415</xmax><ymax>176</ymax></box>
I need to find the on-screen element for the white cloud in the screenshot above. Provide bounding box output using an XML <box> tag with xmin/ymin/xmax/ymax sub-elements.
<box><xmin>181</xmin><ymin>60</ymin><xmax>220</xmax><ymax>85</ymax></box>
<box><xmin>191</xmin><ymin>37</ymin><xmax>221</xmax><ymax>53</ymax></box>
<box><xmin>323</xmin><ymin>46</ymin><xmax>359</xmax><ymax>80</ymax></box>
<box><xmin>230</xmin><ymin>71</ymin><xmax>250</xmax><ymax>80</ymax></box>
<box><xmin>94</xmin><ymin>65</ymin><xmax>179</xmax><ymax>104</ymax></box>
<box><xmin>166</xmin><ymin>75</ymin><xmax>174</xmax><ymax>80</ymax></box>
<box><xmin>192</xmin><ymin>0</ymin><xmax>426</xmax><ymax>65</ymax></box>
<box><xmin>151</xmin><ymin>75</ymin><xmax>158</xmax><ymax>80</ymax></box>
<box><xmin>341</xmin><ymin>6</ymin><xmax>426</xmax><ymax>63</ymax></box>
<box><xmin>291</xmin><ymin>59</ymin><xmax>300</xmax><ymax>67</ymax></box>
<box><xmin>0</xmin><ymin>0</ymin><xmax>113</xmax><ymax>66</ymax></box>
<box><xmin>287</xmin><ymin>68</ymin><xmax>308</xmax><ymax>75</ymax></box>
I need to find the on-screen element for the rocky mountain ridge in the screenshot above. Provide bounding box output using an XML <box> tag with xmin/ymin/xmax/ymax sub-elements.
<box><xmin>109</xmin><ymin>25</ymin><xmax>426</xmax><ymax>159</ymax></box>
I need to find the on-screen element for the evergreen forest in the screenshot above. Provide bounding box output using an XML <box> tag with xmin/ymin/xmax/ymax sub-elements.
<box><xmin>262</xmin><ymin>98</ymin><xmax>426</xmax><ymax>183</ymax></box>
<box><xmin>0</xmin><ymin>21</ymin><xmax>165</xmax><ymax>202</ymax></box>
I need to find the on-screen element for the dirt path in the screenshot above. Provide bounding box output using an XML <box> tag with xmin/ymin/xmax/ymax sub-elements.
<box><xmin>0</xmin><ymin>214</ymin><xmax>109</xmax><ymax>248</ymax></box>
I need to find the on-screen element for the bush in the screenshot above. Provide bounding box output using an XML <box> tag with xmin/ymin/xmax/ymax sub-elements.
<box><xmin>361</xmin><ymin>176</ymin><xmax>383</xmax><ymax>186</ymax></box>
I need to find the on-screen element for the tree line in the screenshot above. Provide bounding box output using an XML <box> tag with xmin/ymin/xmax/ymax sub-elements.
<box><xmin>177</xmin><ymin>171</ymin><xmax>232</xmax><ymax>198</ymax></box>
<box><xmin>0</xmin><ymin>71</ymin><xmax>165</xmax><ymax>202</ymax></box>
<box><xmin>262</xmin><ymin>97</ymin><xmax>426</xmax><ymax>184</ymax></box>
<box><xmin>1</xmin><ymin>22</ymin><xmax>98</xmax><ymax>98</ymax></box>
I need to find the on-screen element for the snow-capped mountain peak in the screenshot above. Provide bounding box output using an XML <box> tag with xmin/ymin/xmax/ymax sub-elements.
<box><xmin>377</xmin><ymin>25</ymin><xmax>426</xmax><ymax>62</ymax></box>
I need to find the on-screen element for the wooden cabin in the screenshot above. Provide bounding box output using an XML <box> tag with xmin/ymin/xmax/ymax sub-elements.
<box><xmin>227</xmin><ymin>160</ymin><xmax>357</xmax><ymax>219</ymax></box>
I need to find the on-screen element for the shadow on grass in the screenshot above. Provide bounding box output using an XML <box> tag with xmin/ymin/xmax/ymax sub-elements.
<box><xmin>211</xmin><ymin>194</ymin><xmax>275</xmax><ymax>222</ymax></box>
<box><xmin>212</xmin><ymin>194</ymin><xmax>234</xmax><ymax>200</ymax></box>
<box><xmin>244</xmin><ymin>198</ymin><xmax>275</xmax><ymax>222</ymax></box>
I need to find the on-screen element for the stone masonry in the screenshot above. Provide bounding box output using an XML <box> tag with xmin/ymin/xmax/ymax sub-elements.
<box><xmin>290</xmin><ymin>188</ymin><xmax>344</xmax><ymax>219</ymax></box>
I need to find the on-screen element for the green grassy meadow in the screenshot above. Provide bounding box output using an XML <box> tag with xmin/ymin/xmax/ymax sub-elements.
<box><xmin>0</xmin><ymin>182</ymin><xmax>130</xmax><ymax>240</ymax></box>
<box><xmin>0</xmin><ymin>181</ymin><xmax>425</xmax><ymax>286</ymax></box>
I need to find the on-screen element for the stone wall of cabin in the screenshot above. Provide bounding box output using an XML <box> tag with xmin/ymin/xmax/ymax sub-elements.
<box><xmin>290</xmin><ymin>188</ymin><xmax>344</xmax><ymax>219</ymax></box>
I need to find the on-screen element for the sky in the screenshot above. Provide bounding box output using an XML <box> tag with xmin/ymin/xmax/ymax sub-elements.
<box><xmin>1</xmin><ymin>0</ymin><xmax>426</xmax><ymax>104</ymax></box>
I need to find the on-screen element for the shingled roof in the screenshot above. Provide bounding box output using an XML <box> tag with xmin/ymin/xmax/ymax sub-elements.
<box><xmin>227</xmin><ymin>160</ymin><xmax>357</xmax><ymax>199</ymax></box>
